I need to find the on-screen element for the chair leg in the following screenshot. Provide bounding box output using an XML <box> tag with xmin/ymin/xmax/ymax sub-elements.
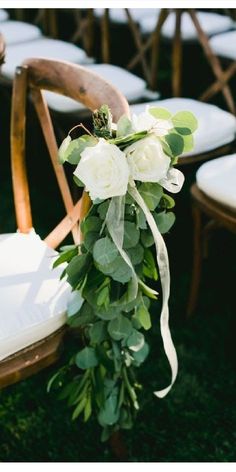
<box><xmin>187</xmin><ymin>204</ymin><xmax>203</xmax><ymax>317</ymax></box>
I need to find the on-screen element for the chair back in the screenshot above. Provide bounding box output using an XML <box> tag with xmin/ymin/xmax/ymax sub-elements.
<box><xmin>10</xmin><ymin>58</ymin><xmax>130</xmax><ymax>248</ymax></box>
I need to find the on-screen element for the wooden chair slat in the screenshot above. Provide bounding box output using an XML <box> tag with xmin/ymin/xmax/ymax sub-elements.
<box><xmin>11</xmin><ymin>65</ymin><xmax>33</xmax><ymax>233</ymax></box>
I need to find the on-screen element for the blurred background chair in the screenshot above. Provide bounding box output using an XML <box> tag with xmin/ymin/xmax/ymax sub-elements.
<box><xmin>201</xmin><ymin>31</ymin><xmax>236</xmax><ymax>106</ymax></box>
<box><xmin>94</xmin><ymin>8</ymin><xmax>235</xmax><ymax>108</ymax></box>
<box><xmin>187</xmin><ymin>154</ymin><xmax>236</xmax><ymax>316</ymax></box>
<box><xmin>0</xmin><ymin>57</ymin><xmax>129</xmax><ymax>389</ymax></box>
<box><xmin>130</xmin><ymin>97</ymin><xmax>236</xmax><ymax>166</ymax></box>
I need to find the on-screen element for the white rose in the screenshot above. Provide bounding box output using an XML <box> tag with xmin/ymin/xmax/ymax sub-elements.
<box><xmin>125</xmin><ymin>135</ymin><xmax>171</xmax><ymax>183</ymax></box>
<box><xmin>74</xmin><ymin>139</ymin><xmax>129</xmax><ymax>201</ymax></box>
<box><xmin>132</xmin><ymin>107</ymin><xmax>172</xmax><ymax>137</ymax></box>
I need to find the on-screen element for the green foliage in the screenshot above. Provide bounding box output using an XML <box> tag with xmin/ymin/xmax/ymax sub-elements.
<box><xmin>50</xmin><ymin>103</ymin><xmax>197</xmax><ymax>441</ymax></box>
<box><xmin>171</xmin><ymin>110</ymin><xmax>198</xmax><ymax>134</ymax></box>
<box><xmin>139</xmin><ymin>182</ymin><xmax>163</xmax><ymax>211</ymax></box>
<box><xmin>58</xmin><ymin>135</ymin><xmax>97</xmax><ymax>165</ymax></box>
<box><xmin>149</xmin><ymin>107</ymin><xmax>172</xmax><ymax>120</ymax></box>
<box><xmin>116</xmin><ymin>115</ymin><xmax>134</xmax><ymax>137</ymax></box>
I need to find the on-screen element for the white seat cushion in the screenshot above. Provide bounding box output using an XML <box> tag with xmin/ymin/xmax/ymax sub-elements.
<box><xmin>130</xmin><ymin>98</ymin><xmax>236</xmax><ymax>157</ymax></box>
<box><xmin>1</xmin><ymin>37</ymin><xmax>92</xmax><ymax>79</ymax></box>
<box><xmin>0</xmin><ymin>9</ymin><xmax>9</xmax><ymax>22</ymax></box>
<box><xmin>43</xmin><ymin>63</ymin><xmax>148</xmax><ymax>113</ymax></box>
<box><xmin>196</xmin><ymin>154</ymin><xmax>236</xmax><ymax>210</ymax></box>
<box><xmin>0</xmin><ymin>231</ymin><xmax>70</xmax><ymax>361</ymax></box>
<box><xmin>140</xmin><ymin>11</ymin><xmax>234</xmax><ymax>41</ymax></box>
<box><xmin>94</xmin><ymin>8</ymin><xmax>159</xmax><ymax>25</ymax></box>
<box><xmin>209</xmin><ymin>31</ymin><xmax>236</xmax><ymax>61</ymax></box>
<box><xmin>0</xmin><ymin>21</ymin><xmax>42</xmax><ymax>45</ymax></box>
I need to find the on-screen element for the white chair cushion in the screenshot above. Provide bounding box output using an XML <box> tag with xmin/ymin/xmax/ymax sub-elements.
<box><xmin>209</xmin><ymin>31</ymin><xmax>236</xmax><ymax>61</ymax></box>
<box><xmin>1</xmin><ymin>37</ymin><xmax>92</xmax><ymax>80</ymax></box>
<box><xmin>0</xmin><ymin>9</ymin><xmax>9</xmax><ymax>22</ymax></box>
<box><xmin>43</xmin><ymin>63</ymin><xmax>147</xmax><ymax>113</ymax></box>
<box><xmin>94</xmin><ymin>8</ymin><xmax>159</xmax><ymax>25</ymax></box>
<box><xmin>0</xmin><ymin>21</ymin><xmax>42</xmax><ymax>45</ymax></box>
<box><xmin>140</xmin><ymin>11</ymin><xmax>233</xmax><ymax>41</ymax></box>
<box><xmin>130</xmin><ymin>98</ymin><xmax>236</xmax><ymax>157</ymax></box>
<box><xmin>0</xmin><ymin>231</ymin><xmax>70</xmax><ymax>361</ymax></box>
<box><xmin>196</xmin><ymin>154</ymin><xmax>236</xmax><ymax>210</ymax></box>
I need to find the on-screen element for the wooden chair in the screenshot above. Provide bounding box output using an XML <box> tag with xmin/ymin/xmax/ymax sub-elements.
<box><xmin>204</xmin><ymin>30</ymin><xmax>236</xmax><ymax>108</ymax></box>
<box><xmin>126</xmin><ymin>8</ymin><xmax>235</xmax><ymax>113</ymax></box>
<box><xmin>187</xmin><ymin>154</ymin><xmax>236</xmax><ymax>316</ymax></box>
<box><xmin>0</xmin><ymin>58</ymin><xmax>129</xmax><ymax>389</ymax></box>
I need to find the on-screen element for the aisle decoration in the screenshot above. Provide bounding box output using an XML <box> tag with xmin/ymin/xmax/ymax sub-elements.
<box><xmin>49</xmin><ymin>104</ymin><xmax>197</xmax><ymax>440</ymax></box>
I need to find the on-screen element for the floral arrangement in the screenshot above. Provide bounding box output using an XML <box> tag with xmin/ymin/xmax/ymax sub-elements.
<box><xmin>49</xmin><ymin>104</ymin><xmax>197</xmax><ymax>441</ymax></box>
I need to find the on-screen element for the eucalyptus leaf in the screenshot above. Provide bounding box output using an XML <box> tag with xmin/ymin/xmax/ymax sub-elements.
<box><xmin>172</xmin><ymin>110</ymin><xmax>198</xmax><ymax>134</ymax></box>
<box><xmin>67</xmin><ymin>290</ymin><xmax>84</xmax><ymax>317</ymax></box>
<box><xmin>108</xmin><ymin>315</ymin><xmax>132</xmax><ymax>341</ymax></box>
<box><xmin>127</xmin><ymin>329</ymin><xmax>145</xmax><ymax>352</ymax></box>
<box><xmin>136</xmin><ymin>207</ymin><xmax>147</xmax><ymax>229</ymax></box>
<box><xmin>154</xmin><ymin>211</ymin><xmax>176</xmax><ymax>234</ymax></box>
<box><xmin>59</xmin><ymin>135</ymin><xmax>97</xmax><ymax>165</ymax></box>
<box><xmin>139</xmin><ymin>182</ymin><xmax>163</xmax><ymax>211</ymax></box>
<box><xmin>97</xmin><ymin>200</ymin><xmax>110</xmax><ymax>220</ymax></box>
<box><xmin>149</xmin><ymin>107</ymin><xmax>172</xmax><ymax>120</ymax></box>
<box><xmin>67</xmin><ymin>302</ymin><xmax>95</xmax><ymax>328</ymax></box>
<box><xmin>123</xmin><ymin>221</ymin><xmax>140</xmax><ymax>249</ymax></box>
<box><xmin>164</xmin><ymin>133</ymin><xmax>184</xmax><ymax>157</ymax></box>
<box><xmin>127</xmin><ymin>244</ymin><xmax>144</xmax><ymax>265</ymax></box>
<box><xmin>83</xmin><ymin>232</ymin><xmax>99</xmax><ymax>252</ymax></box>
<box><xmin>93</xmin><ymin>237</ymin><xmax>118</xmax><ymax>266</ymax></box>
<box><xmin>116</xmin><ymin>115</ymin><xmax>134</xmax><ymax>137</ymax></box>
<box><xmin>81</xmin><ymin>216</ymin><xmax>102</xmax><ymax>235</ymax></box>
<box><xmin>160</xmin><ymin>194</ymin><xmax>175</xmax><ymax>209</ymax></box>
<box><xmin>95</xmin><ymin>255</ymin><xmax>132</xmax><ymax>284</ymax></box>
<box><xmin>89</xmin><ymin>321</ymin><xmax>107</xmax><ymax>343</ymax></box>
<box><xmin>132</xmin><ymin>342</ymin><xmax>150</xmax><ymax>365</ymax></box>
<box><xmin>75</xmin><ymin>347</ymin><xmax>99</xmax><ymax>369</ymax></box>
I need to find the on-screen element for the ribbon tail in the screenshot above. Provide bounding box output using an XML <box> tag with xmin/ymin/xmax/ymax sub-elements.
<box><xmin>105</xmin><ymin>196</ymin><xmax>138</xmax><ymax>302</ymax></box>
<box><xmin>128</xmin><ymin>184</ymin><xmax>178</xmax><ymax>398</ymax></box>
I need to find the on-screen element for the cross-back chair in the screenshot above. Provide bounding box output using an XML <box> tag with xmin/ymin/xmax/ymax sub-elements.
<box><xmin>123</xmin><ymin>8</ymin><xmax>236</xmax><ymax>113</ymax></box>
<box><xmin>0</xmin><ymin>58</ymin><xmax>129</xmax><ymax>388</ymax></box>
<box><xmin>187</xmin><ymin>154</ymin><xmax>236</xmax><ymax>316</ymax></box>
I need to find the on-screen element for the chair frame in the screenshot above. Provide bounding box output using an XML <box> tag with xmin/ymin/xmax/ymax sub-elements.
<box><xmin>187</xmin><ymin>183</ymin><xmax>236</xmax><ymax>316</ymax></box>
<box><xmin>101</xmin><ymin>8</ymin><xmax>236</xmax><ymax>114</ymax></box>
<box><xmin>0</xmin><ymin>58</ymin><xmax>129</xmax><ymax>388</ymax></box>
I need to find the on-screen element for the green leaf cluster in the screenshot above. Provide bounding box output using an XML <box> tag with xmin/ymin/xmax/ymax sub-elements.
<box><xmin>51</xmin><ymin>104</ymin><xmax>197</xmax><ymax>440</ymax></box>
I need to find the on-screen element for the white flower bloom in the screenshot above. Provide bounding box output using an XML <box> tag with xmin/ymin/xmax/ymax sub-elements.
<box><xmin>125</xmin><ymin>135</ymin><xmax>171</xmax><ymax>183</ymax></box>
<box><xmin>132</xmin><ymin>107</ymin><xmax>172</xmax><ymax>137</ymax></box>
<box><xmin>74</xmin><ymin>139</ymin><xmax>129</xmax><ymax>201</ymax></box>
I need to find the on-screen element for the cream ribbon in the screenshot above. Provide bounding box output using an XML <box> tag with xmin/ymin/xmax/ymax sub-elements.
<box><xmin>128</xmin><ymin>183</ymin><xmax>178</xmax><ymax>398</ymax></box>
<box><xmin>106</xmin><ymin>167</ymin><xmax>184</xmax><ymax>397</ymax></box>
